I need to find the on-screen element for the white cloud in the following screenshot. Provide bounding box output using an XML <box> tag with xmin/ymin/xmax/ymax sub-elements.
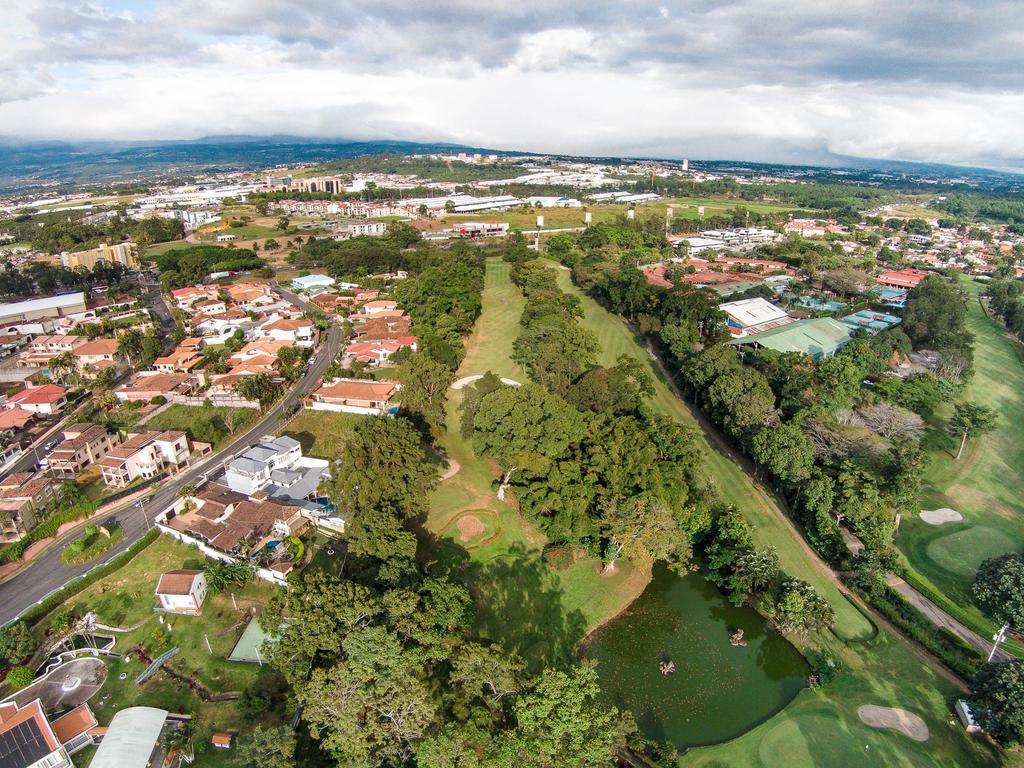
<box><xmin>0</xmin><ymin>0</ymin><xmax>1021</xmax><ymax>170</ymax></box>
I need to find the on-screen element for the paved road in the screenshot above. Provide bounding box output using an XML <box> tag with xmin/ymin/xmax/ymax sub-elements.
<box><xmin>0</xmin><ymin>287</ymin><xmax>342</xmax><ymax>624</ymax></box>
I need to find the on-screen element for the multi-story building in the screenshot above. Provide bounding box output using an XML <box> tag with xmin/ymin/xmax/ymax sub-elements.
<box><xmin>48</xmin><ymin>423</ymin><xmax>121</xmax><ymax>477</ymax></box>
<box><xmin>98</xmin><ymin>430</ymin><xmax>191</xmax><ymax>487</ymax></box>
<box><xmin>0</xmin><ymin>472</ymin><xmax>54</xmax><ymax>542</ymax></box>
<box><xmin>61</xmin><ymin>242</ymin><xmax>138</xmax><ymax>271</ymax></box>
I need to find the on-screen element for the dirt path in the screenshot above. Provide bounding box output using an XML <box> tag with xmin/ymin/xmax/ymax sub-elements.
<box><xmin>885</xmin><ymin>575</ymin><xmax>1008</xmax><ymax>661</ymax></box>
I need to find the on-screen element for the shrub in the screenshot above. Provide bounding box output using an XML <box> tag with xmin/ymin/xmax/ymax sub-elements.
<box><xmin>60</xmin><ymin>525</ymin><xmax>124</xmax><ymax>565</ymax></box>
<box><xmin>5</xmin><ymin>667</ymin><xmax>33</xmax><ymax>690</ymax></box>
<box><xmin>150</xmin><ymin>395</ymin><xmax>167</xmax><ymax>406</ymax></box>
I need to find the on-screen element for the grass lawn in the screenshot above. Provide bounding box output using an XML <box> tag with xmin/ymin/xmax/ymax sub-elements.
<box><xmin>422</xmin><ymin>258</ymin><xmax>650</xmax><ymax>669</ymax></box>
<box><xmin>283</xmin><ymin>409</ymin><xmax>362</xmax><ymax>460</ymax></box>
<box><xmin>896</xmin><ymin>277</ymin><xmax>1024</xmax><ymax>654</ymax></box>
<box><xmin>145</xmin><ymin>404</ymin><xmax>259</xmax><ymax>449</ymax></box>
<box><xmin>143</xmin><ymin>239</ymin><xmax>190</xmax><ymax>259</ymax></box>
<box><xmin>198</xmin><ymin>224</ymin><xmax>285</xmax><ymax>242</ymax></box>
<box><xmin>541</xmin><ymin>264</ymin><xmax>998</xmax><ymax>767</ymax></box>
<box><xmin>35</xmin><ymin>535</ymin><xmax>280</xmax><ymax>765</ymax></box>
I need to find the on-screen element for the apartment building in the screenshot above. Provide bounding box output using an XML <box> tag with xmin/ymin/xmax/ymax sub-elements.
<box><xmin>48</xmin><ymin>423</ymin><xmax>121</xmax><ymax>477</ymax></box>
<box><xmin>0</xmin><ymin>472</ymin><xmax>54</xmax><ymax>542</ymax></box>
<box><xmin>62</xmin><ymin>241</ymin><xmax>138</xmax><ymax>270</ymax></box>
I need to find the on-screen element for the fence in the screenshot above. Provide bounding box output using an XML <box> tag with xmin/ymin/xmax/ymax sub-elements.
<box><xmin>171</xmin><ymin>394</ymin><xmax>261</xmax><ymax>409</ymax></box>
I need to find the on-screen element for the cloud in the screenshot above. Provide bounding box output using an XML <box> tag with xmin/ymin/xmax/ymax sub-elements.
<box><xmin>0</xmin><ymin>0</ymin><xmax>1022</xmax><ymax>170</ymax></box>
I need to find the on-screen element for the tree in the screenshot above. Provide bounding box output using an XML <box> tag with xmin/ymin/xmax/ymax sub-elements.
<box><xmin>118</xmin><ymin>328</ymin><xmax>145</xmax><ymax>370</ymax></box>
<box><xmin>297</xmin><ymin>632</ymin><xmax>437</xmax><ymax>765</ymax></box>
<box><xmin>725</xmin><ymin>548</ymin><xmax>780</xmax><ymax>605</ymax></box>
<box><xmin>502</xmin><ymin>664</ymin><xmax>631</xmax><ymax>768</ymax></box>
<box><xmin>450</xmin><ymin>642</ymin><xmax>527</xmax><ymax>706</ymax></box>
<box><xmin>973</xmin><ymin>554</ymin><xmax>1024</xmax><ymax>627</ymax></box>
<box><xmin>395</xmin><ymin>353</ymin><xmax>454</xmax><ymax>436</ymax></box>
<box><xmin>902</xmin><ymin>275</ymin><xmax>969</xmax><ymax>349</ymax></box>
<box><xmin>750</xmin><ymin>422</ymin><xmax>814</xmax><ymax>488</ymax></box>
<box><xmin>948</xmin><ymin>401</ymin><xmax>997</xmax><ymax>460</ymax></box>
<box><xmin>599</xmin><ymin>495</ymin><xmax>691</xmax><ymax>575</ymax></box>
<box><xmin>234</xmin><ymin>373</ymin><xmax>281</xmax><ymax>410</ymax></box>
<box><xmin>0</xmin><ymin>622</ymin><xmax>34</xmax><ymax>665</ymax></box>
<box><xmin>204</xmin><ymin>561</ymin><xmax>255</xmax><ymax>593</ymax></box>
<box><xmin>232</xmin><ymin>725</ymin><xmax>296</xmax><ymax>768</ymax></box>
<box><xmin>763</xmin><ymin>578</ymin><xmax>834</xmax><ymax>636</ymax></box>
<box><xmin>970</xmin><ymin>660</ymin><xmax>1024</xmax><ymax>745</ymax></box>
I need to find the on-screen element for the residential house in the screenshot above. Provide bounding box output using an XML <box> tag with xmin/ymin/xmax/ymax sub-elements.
<box><xmin>153</xmin><ymin>346</ymin><xmax>204</xmax><ymax>373</ymax></box>
<box><xmin>224</xmin><ymin>435</ymin><xmax>328</xmax><ymax>503</ymax></box>
<box><xmin>351</xmin><ymin>315</ymin><xmax>411</xmax><ymax>341</ymax></box>
<box><xmin>190</xmin><ymin>309</ymin><xmax>252</xmax><ymax>339</ymax></box>
<box><xmin>0</xmin><ymin>408</ymin><xmax>34</xmax><ymax>433</ymax></box>
<box><xmin>17</xmin><ymin>335</ymin><xmax>87</xmax><ymax>368</ymax></box>
<box><xmin>307</xmin><ymin>378</ymin><xmax>400</xmax><ymax>416</ymax></box>
<box><xmin>155</xmin><ymin>569</ymin><xmax>207</xmax><ymax>615</ymax></box>
<box><xmin>0</xmin><ymin>472</ymin><xmax>54</xmax><ymax>542</ymax></box>
<box><xmin>359</xmin><ymin>300</ymin><xmax>398</xmax><ymax>315</ymax></box>
<box><xmin>258</xmin><ymin>318</ymin><xmax>315</xmax><ymax>347</ymax></box>
<box><xmin>99</xmin><ymin>430</ymin><xmax>191</xmax><ymax>487</ymax></box>
<box><xmin>192</xmin><ymin>298</ymin><xmax>228</xmax><ymax>316</ymax></box>
<box><xmin>115</xmin><ymin>371</ymin><xmax>197</xmax><ymax>403</ymax></box>
<box><xmin>344</xmin><ymin>336</ymin><xmax>417</xmax><ymax>367</ymax></box>
<box><xmin>227</xmin><ymin>340</ymin><xmax>293</xmax><ymax>368</ymax></box>
<box><xmin>225</xmin><ymin>283</ymin><xmax>274</xmax><ymax>309</ymax></box>
<box><xmin>48</xmin><ymin>423</ymin><xmax>121</xmax><ymax>477</ymax></box>
<box><xmin>71</xmin><ymin>339</ymin><xmax>122</xmax><ymax>375</ymax></box>
<box><xmin>6</xmin><ymin>384</ymin><xmax>68</xmax><ymax>415</ymax></box>
<box><xmin>162</xmin><ymin>486</ymin><xmax>307</xmax><ymax>561</ymax></box>
<box><xmin>171</xmin><ymin>286</ymin><xmax>218</xmax><ymax>310</ymax></box>
<box><xmin>0</xmin><ymin>698</ymin><xmax>99</xmax><ymax>767</ymax></box>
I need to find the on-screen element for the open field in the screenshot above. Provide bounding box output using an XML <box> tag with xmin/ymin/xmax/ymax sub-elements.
<box><xmin>35</xmin><ymin>536</ymin><xmax>279</xmax><ymax>766</ymax></box>
<box><xmin>423</xmin><ymin>258</ymin><xmax>650</xmax><ymax>668</ymax></box>
<box><xmin>897</xmin><ymin>277</ymin><xmax>1024</xmax><ymax>654</ymax></box>
<box><xmin>145</xmin><ymin>404</ymin><xmax>259</xmax><ymax>449</ymax></box>
<box><xmin>283</xmin><ymin>409</ymin><xmax>362</xmax><ymax>460</ymax></box>
<box><xmin>542</xmin><ymin>264</ymin><xmax>998</xmax><ymax>767</ymax></box>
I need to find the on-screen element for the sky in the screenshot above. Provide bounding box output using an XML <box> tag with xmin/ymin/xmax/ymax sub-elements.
<box><xmin>1</xmin><ymin>0</ymin><xmax>1023</xmax><ymax>170</ymax></box>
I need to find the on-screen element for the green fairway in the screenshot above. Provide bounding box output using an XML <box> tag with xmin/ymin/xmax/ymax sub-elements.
<box><xmin>423</xmin><ymin>258</ymin><xmax>651</xmax><ymax>668</ymax></box>
<box><xmin>547</xmin><ymin>263</ymin><xmax>872</xmax><ymax>641</ymax></box>
<box><xmin>897</xmin><ymin>278</ymin><xmax>1024</xmax><ymax>646</ymax></box>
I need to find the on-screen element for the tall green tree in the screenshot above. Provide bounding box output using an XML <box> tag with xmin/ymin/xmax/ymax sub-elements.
<box><xmin>948</xmin><ymin>401</ymin><xmax>998</xmax><ymax>460</ymax></box>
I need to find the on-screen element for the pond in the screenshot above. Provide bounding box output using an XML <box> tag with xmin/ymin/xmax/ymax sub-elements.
<box><xmin>583</xmin><ymin>565</ymin><xmax>808</xmax><ymax>749</ymax></box>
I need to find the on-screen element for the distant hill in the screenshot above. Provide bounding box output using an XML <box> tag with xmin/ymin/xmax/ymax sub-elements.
<box><xmin>0</xmin><ymin>134</ymin><xmax>1020</xmax><ymax>196</ymax></box>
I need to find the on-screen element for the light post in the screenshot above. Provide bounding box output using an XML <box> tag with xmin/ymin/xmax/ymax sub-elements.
<box><xmin>988</xmin><ymin>623</ymin><xmax>1012</xmax><ymax>662</ymax></box>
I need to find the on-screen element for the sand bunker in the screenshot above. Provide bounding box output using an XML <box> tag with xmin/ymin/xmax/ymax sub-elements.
<box><xmin>857</xmin><ymin>705</ymin><xmax>929</xmax><ymax>742</ymax></box>
<box><xmin>456</xmin><ymin>515</ymin><xmax>486</xmax><ymax>542</ymax></box>
<box><xmin>451</xmin><ymin>375</ymin><xmax>522</xmax><ymax>390</ymax></box>
<box><xmin>920</xmin><ymin>508</ymin><xmax>964</xmax><ymax>525</ymax></box>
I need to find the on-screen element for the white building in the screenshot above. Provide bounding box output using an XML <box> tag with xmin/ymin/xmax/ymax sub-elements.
<box><xmin>673</xmin><ymin>236</ymin><xmax>728</xmax><ymax>255</ymax></box>
<box><xmin>224</xmin><ymin>435</ymin><xmax>329</xmax><ymax>503</ymax></box>
<box><xmin>719</xmin><ymin>297</ymin><xmax>794</xmax><ymax>337</ymax></box>
<box><xmin>290</xmin><ymin>274</ymin><xmax>336</xmax><ymax>293</ymax></box>
<box><xmin>155</xmin><ymin>569</ymin><xmax>207</xmax><ymax>615</ymax></box>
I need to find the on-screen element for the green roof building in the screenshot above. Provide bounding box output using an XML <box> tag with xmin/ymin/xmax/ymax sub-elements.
<box><xmin>731</xmin><ymin>317</ymin><xmax>852</xmax><ymax>360</ymax></box>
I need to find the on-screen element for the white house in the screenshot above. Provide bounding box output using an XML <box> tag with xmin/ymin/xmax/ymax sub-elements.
<box><xmin>155</xmin><ymin>569</ymin><xmax>207</xmax><ymax>615</ymax></box>
<box><xmin>307</xmin><ymin>378</ymin><xmax>400</xmax><ymax>416</ymax></box>
<box><xmin>258</xmin><ymin>317</ymin><xmax>315</xmax><ymax>347</ymax></box>
<box><xmin>224</xmin><ymin>435</ymin><xmax>329</xmax><ymax>503</ymax></box>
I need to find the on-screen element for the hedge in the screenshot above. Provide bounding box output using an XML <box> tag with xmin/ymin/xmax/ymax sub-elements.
<box><xmin>0</xmin><ymin>501</ymin><xmax>98</xmax><ymax>565</ymax></box>
<box><xmin>18</xmin><ymin>529</ymin><xmax>160</xmax><ymax>629</ymax></box>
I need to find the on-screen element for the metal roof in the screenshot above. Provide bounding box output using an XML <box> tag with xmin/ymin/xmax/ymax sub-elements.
<box><xmin>88</xmin><ymin>707</ymin><xmax>167</xmax><ymax>768</ymax></box>
<box><xmin>732</xmin><ymin>317</ymin><xmax>851</xmax><ymax>360</ymax></box>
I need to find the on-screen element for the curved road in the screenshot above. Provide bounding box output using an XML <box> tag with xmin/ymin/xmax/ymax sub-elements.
<box><xmin>0</xmin><ymin>285</ymin><xmax>342</xmax><ymax>625</ymax></box>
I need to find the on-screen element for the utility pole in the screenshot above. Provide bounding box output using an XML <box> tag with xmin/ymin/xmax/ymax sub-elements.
<box><xmin>988</xmin><ymin>623</ymin><xmax>1011</xmax><ymax>662</ymax></box>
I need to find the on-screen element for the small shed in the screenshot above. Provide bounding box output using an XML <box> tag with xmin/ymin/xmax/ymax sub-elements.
<box><xmin>955</xmin><ymin>699</ymin><xmax>982</xmax><ymax>733</ymax></box>
<box><xmin>211</xmin><ymin>732</ymin><xmax>232</xmax><ymax>750</ymax></box>
<box><xmin>155</xmin><ymin>569</ymin><xmax>207</xmax><ymax>615</ymax></box>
